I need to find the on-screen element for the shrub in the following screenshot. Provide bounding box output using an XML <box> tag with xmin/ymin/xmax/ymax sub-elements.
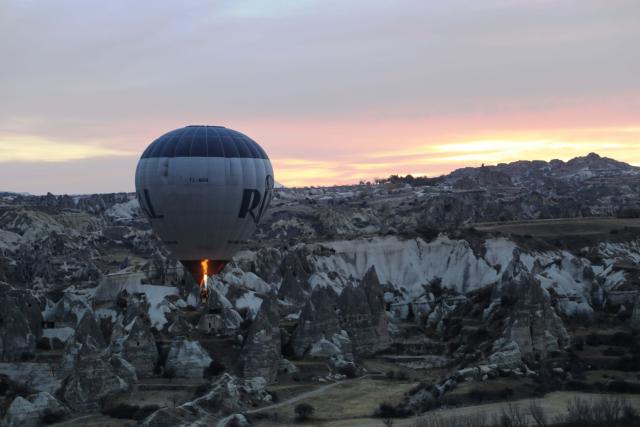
<box><xmin>41</xmin><ymin>408</ymin><xmax>67</xmax><ymax>424</ymax></box>
<box><xmin>338</xmin><ymin>363</ymin><xmax>357</xmax><ymax>378</ymax></box>
<box><xmin>374</xmin><ymin>402</ymin><xmax>411</xmax><ymax>418</ymax></box>
<box><xmin>102</xmin><ymin>403</ymin><xmax>139</xmax><ymax>419</ymax></box>
<box><xmin>396</xmin><ymin>371</ymin><xmax>410</xmax><ymax>381</ymax></box>
<box><xmin>204</xmin><ymin>360</ymin><xmax>226</xmax><ymax>378</ymax></box>
<box><xmin>294</xmin><ymin>403</ymin><xmax>314</xmax><ymax>421</ymax></box>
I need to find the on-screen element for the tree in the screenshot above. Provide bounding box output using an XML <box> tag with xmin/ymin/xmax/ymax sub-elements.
<box><xmin>295</xmin><ymin>403</ymin><xmax>315</xmax><ymax>421</ymax></box>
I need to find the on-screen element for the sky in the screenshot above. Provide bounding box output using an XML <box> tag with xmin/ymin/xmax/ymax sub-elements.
<box><xmin>1</xmin><ymin>0</ymin><xmax>639</xmax><ymax>194</ymax></box>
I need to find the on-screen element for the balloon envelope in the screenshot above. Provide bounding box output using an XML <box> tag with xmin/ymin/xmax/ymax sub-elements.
<box><xmin>135</xmin><ymin>125</ymin><xmax>274</xmax><ymax>274</ymax></box>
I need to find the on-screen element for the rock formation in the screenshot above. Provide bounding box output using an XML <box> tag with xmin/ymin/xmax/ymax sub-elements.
<box><xmin>292</xmin><ymin>286</ymin><xmax>341</xmax><ymax>357</ymax></box>
<box><xmin>496</xmin><ymin>250</ymin><xmax>570</xmax><ymax>362</ymax></box>
<box><xmin>141</xmin><ymin>374</ymin><xmax>271</xmax><ymax>426</ymax></box>
<box><xmin>277</xmin><ymin>252</ymin><xmax>312</xmax><ymax>305</ymax></box>
<box><xmin>338</xmin><ymin>266</ymin><xmax>391</xmax><ymax>356</ymax></box>
<box><xmin>60</xmin><ymin>337</ymin><xmax>137</xmax><ymax>412</ymax></box>
<box><xmin>0</xmin><ymin>284</ymin><xmax>41</xmax><ymax>361</ymax></box>
<box><xmin>239</xmin><ymin>294</ymin><xmax>281</xmax><ymax>382</ymax></box>
<box><xmin>164</xmin><ymin>337</ymin><xmax>212</xmax><ymax>379</ymax></box>
<box><xmin>74</xmin><ymin>310</ymin><xmax>106</xmax><ymax>348</ymax></box>
<box><xmin>3</xmin><ymin>392</ymin><xmax>69</xmax><ymax>427</ymax></box>
<box><xmin>113</xmin><ymin>315</ymin><xmax>159</xmax><ymax>378</ymax></box>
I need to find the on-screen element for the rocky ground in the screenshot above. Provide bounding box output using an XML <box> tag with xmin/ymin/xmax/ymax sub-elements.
<box><xmin>0</xmin><ymin>153</ymin><xmax>639</xmax><ymax>426</ymax></box>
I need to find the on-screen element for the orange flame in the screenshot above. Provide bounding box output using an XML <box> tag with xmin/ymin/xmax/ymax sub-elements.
<box><xmin>200</xmin><ymin>259</ymin><xmax>209</xmax><ymax>303</ymax></box>
<box><xmin>201</xmin><ymin>259</ymin><xmax>208</xmax><ymax>285</ymax></box>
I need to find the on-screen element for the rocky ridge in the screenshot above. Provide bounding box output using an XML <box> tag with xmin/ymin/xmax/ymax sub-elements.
<box><xmin>0</xmin><ymin>153</ymin><xmax>638</xmax><ymax>424</ymax></box>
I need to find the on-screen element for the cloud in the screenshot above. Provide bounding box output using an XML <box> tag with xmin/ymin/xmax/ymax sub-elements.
<box><xmin>0</xmin><ymin>136</ymin><xmax>135</xmax><ymax>162</ymax></box>
<box><xmin>0</xmin><ymin>0</ymin><xmax>639</xmax><ymax>192</ymax></box>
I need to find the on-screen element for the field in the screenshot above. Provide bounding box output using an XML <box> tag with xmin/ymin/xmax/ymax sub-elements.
<box><xmin>471</xmin><ymin>217</ymin><xmax>640</xmax><ymax>238</ymax></box>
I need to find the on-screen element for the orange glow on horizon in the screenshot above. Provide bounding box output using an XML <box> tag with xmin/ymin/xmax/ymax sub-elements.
<box><xmin>2</xmin><ymin>102</ymin><xmax>639</xmax><ymax>192</ymax></box>
<box><xmin>271</xmin><ymin>125</ymin><xmax>640</xmax><ymax>187</ymax></box>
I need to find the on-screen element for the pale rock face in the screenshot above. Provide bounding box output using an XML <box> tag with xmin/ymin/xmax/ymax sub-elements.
<box><xmin>309</xmin><ymin>331</ymin><xmax>355</xmax><ymax>370</ymax></box>
<box><xmin>8</xmin><ymin>392</ymin><xmax>71</xmax><ymax>426</ymax></box>
<box><xmin>221</xmin><ymin>308</ymin><xmax>243</xmax><ymax>332</ymax></box>
<box><xmin>278</xmin><ymin>358</ymin><xmax>298</xmax><ymax>374</ymax></box>
<box><xmin>4</xmin><ymin>396</ymin><xmax>39</xmax><ymax>427</ymax></box>
<box><xmin>488</xmin><ymin>340</ymin><xmax>523</xmax><ymax>369</ymax></box>
<box><xmin>310</xmin><ymin>236</ymin><xmax>500</xmax><ymax>299</ymax></box>
<box><xmin>330</xmin><ymin>330</ymin><xmax>354</xmax><ymax>361</ymax></box>
<box><xmin>309</xmin><ymin>338</ymin><xmax>341</xmax><ymax>358</ymax></box>
<box><xmin>164</xmin><ymin>338</ymin><xmax>212</xmax><ymax>379</ymax></box>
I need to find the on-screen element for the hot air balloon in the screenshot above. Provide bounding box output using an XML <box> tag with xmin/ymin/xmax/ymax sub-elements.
<box><xmin>135</xmin><ymin>125</ymin><xmax>274</xmax><ymax>302</ymax></box>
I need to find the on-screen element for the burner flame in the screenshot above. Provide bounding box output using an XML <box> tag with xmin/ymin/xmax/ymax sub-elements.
<box><xmin>200</xmin><ymin>259</ymin><xmax>209</xmax><ymax>303</ymax></box>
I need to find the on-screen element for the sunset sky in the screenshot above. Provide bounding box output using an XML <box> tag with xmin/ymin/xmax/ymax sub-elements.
<box><xmin>1</xmin><ymin>0</ymin><xmax>639</xmax><ymax>194</ymax></box>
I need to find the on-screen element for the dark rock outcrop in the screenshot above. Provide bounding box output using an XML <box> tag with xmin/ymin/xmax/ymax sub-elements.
<box><xmin>239</xmin><ymin>294</ymin><xmax>281</xmax><ymax>382</ymax></box>
<box><xmin>74</xmin><ymin>310</ymin><xmax>106</xmax><ymax>348</ymax></box>
<box><xmin>495</xmin><ymin>250</ymin><xmax>570</xmax><ymax>362</ymax></box>
<box><xmin>0</xmin><ymin>284</ymin><xmax>42</xmax><ymax>361</ymax></box>
<box><xmin>60</xmin><ymin>337</ymin><xmax>137</xmax><ymax>412</ymax></box>
<box><xmin>277</xmin><ymin>252</ymin><xmax>312</xmax><ymax>305</ymax></box>
<box><xmin>338</xmin><ymin>266</ymin><xmax>391</xmax><ymax>356</ymax></box>
<box><xmin>292</xmin><ymin>286</ymin><xmax>341</xmax><ymax>357</ymax></box>
<box><xmin>113</xmin><ymin>315</ymin><xmax>158</xmax><ymax>378</ymax></box>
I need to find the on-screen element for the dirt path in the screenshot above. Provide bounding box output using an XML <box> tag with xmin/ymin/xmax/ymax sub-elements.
<box><xmin>248</xmin><ymin>378</ymin><xmax>359</xmax><ymax>414</ymax></box>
